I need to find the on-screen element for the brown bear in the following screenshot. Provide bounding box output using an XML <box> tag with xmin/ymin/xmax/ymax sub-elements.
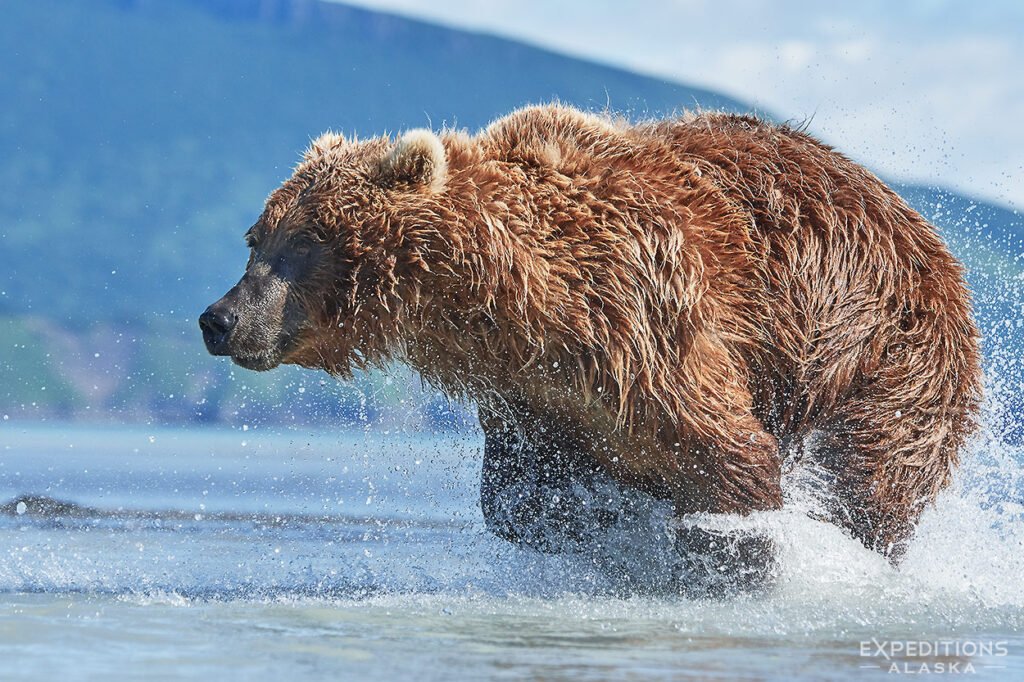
<box><xmin>201</xmin><ymin>104</ymin><xmax>981</xmax><ymax>591</ymax></box>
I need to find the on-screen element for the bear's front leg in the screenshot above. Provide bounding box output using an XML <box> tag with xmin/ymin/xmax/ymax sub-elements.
<box><xmin>674</xmin><ymin>517</ymin><xmax>777</xmax><ymax>598</ymax></box>
<box><xmin>478</xmin><ymin>407</ymin><xmax>636</xmax><ymax>553</ymax></box>
<box><xmin>670</xmin><ymin>409</ymin><xmax>784</xmax><ymax>597</ymax></box>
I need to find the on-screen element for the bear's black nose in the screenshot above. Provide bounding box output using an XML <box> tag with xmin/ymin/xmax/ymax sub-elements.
<box><xmin>199</xmin><ymin>305</ymin><xmax>237</xmax><ymax>355</ymax></box>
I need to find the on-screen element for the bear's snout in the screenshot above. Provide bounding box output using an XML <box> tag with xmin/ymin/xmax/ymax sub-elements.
<box><xmin>198</xmin><ymin>258</ymin><xmax>306</xmax><ymax>372</ymax></box>
<box><xmin>199</xmin><ymin>304</ymin><xmax>237</xmax><ymax>355</ymax></box>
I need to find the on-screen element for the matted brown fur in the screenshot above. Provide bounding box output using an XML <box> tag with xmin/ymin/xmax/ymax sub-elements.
<box><xmin>253</xmin><ymin>104</ymin><xmax>982</xmax><ymax>559</ymax></box>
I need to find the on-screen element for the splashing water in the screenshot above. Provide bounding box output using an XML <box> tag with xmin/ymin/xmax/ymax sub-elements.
<box><xmin>0</xmin><ymin>404</ymin><xmax>1021</xmax><ymax>679</ymax></box>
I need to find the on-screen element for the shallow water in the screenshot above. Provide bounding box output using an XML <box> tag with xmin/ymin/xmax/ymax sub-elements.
<box><xmin>1</xmin><ymin>423</ymin><xmax>1022</xmax><ymax>680</ymax></box>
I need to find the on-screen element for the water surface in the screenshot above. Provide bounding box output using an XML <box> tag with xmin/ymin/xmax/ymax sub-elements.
<box><xmin>1</xmin><ymin>424</ymin><xmax>1021</xmax><ymax>680</ymax></box>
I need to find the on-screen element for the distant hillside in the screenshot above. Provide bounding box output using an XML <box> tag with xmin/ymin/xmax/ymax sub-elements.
<box><xmin>1</xmin><ymin>0</ymin><xmax>1021</xmax><ymax>430</ymax></box>
<box><xmin>0</xmin><ymin>0</ymin><xmax>749</xmax><ymax>324</ymax></box>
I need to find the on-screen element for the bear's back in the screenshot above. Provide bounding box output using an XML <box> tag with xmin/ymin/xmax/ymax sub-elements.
<box><xmin>644</xmin><ymin>112</ymin><xmax>922</xmax><ymax>244</ymax></box>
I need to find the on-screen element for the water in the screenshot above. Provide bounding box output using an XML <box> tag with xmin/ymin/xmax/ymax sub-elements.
<box><xmin>0</xmin><ymin>423</ymin><xmax>1021</xmax><ymax>680</ymax></box>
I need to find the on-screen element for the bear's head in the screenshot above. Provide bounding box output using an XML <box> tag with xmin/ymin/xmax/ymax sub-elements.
<box><xmin>200</xmin><ymin>129</ymin><xmax>449</xmax><ymax>374</ymax></box>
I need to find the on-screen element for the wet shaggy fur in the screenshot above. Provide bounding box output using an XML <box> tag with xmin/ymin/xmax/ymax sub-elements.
<box><xmin>252</xmin><ymin>104</ymin><xmax>981</xmax><ymax>560</ymax></box>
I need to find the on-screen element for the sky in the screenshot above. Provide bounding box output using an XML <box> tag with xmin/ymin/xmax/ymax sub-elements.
<box><xmin>338</xmin><ymin>0</ymin><xmax>1023</xmax><ymax>210</ymax></box>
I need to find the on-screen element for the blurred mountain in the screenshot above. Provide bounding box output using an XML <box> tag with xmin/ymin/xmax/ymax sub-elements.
<box><xmin>0</xmin><ymin>0</ymin><xmax>749</xmax><ymax>324</ymax></box>
<box><xmin>1</xmin><ymin>0</ymin><xmax>1021</xmax><ymax>427</ymax></box>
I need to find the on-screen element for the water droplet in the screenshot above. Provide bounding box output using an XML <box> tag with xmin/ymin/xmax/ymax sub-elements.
<box><xmin>15</xmin><ymin>501</ymin><xmax>27</xmax><ymax>515</ymax></box>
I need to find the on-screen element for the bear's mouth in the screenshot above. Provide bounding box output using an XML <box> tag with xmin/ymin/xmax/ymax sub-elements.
<box><xmin>227</xmin><ymin>330</ymin><xmax>309</xmax><ymax>372</ymax></box>
<box><xmin>230</xmin><ymin>351</ymin><xmax>283</xmax><ymax>372</ymax></box>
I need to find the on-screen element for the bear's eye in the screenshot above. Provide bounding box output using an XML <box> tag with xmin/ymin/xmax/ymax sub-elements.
<box><xmin>293</xmin><ymin>242</ymin><xmax>311</xmax><ymax>257</ymax></box>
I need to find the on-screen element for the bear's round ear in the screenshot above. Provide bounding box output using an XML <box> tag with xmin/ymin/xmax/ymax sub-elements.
<box><xmin>375</xmin><ymin>129</ymin><xmax>447</xmax><ymax>193</ymax></box>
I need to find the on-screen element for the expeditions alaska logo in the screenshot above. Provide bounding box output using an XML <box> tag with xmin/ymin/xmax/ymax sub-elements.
<box><xmin>859</xmin><ymin>639</ymin><xmax>1009</xmax><ymax>675</ymax></box>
